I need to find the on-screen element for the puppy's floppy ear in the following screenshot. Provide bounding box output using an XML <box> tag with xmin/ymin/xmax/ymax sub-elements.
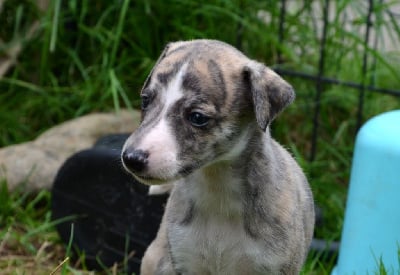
<box><xmin>243</xmin><ymin>61</ymin><xmax>295</xmax><ymax>131</ymax></box>
<box><xmin>141</xmin><ymin>43</ymin><xmax>172</xmax><ymax>91</ymax></box>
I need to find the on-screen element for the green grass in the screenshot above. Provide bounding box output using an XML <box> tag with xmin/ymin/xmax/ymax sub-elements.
<box><xmin>1</xmin><ymin>0</ymin><xmax>400</xmax><ymax>273</ymax></box>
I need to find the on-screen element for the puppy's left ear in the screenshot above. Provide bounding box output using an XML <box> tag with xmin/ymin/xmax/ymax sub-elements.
<box><xmin>243</xmin><ymin>61</ymin><xmax>295</xmax><ymax>131</ymax></box>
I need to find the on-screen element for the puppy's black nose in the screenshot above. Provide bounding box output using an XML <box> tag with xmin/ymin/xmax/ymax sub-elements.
<box><xmin>122</xmin><ymin>149</ymin><xmax>149</xmax><ymax>173</ymax></box>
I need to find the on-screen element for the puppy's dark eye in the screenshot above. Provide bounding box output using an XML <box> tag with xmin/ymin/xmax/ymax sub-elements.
<box><xmin>141</xmin><ymin>95</ymin><xmax>151</xmax><ymax>110</ymax></box>
<box><xmin>188</xmin><ymin>112</ymin><xmax>210</xmax><ymax>127</ymax></box>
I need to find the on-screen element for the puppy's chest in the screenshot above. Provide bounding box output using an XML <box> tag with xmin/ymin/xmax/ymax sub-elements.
<box><xmin>169</xmin><ymin>216</ymin><xmax>265</xmax><ymax>274</ymax></box>
<box><xmin>168</xmin><ymin>178</ymin><xmax>270</xmax><ymax>274</ymax></box>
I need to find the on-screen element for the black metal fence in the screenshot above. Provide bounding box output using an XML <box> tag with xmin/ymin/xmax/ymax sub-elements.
<box><xmin>272</xmin><ymin>0</ymin><xmax>400</xmax><ymax>161</ymax></box>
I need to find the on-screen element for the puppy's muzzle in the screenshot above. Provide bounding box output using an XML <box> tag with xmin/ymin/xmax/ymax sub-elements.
<box><xmin>122</xmin><ymin>149</ymin><xmax>149</xmax><ymax>174</ymax></box>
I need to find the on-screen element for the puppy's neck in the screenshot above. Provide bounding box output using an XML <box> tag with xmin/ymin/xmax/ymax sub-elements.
<box><xmin>183</xmin><ymin>126</ymin><xmax>268</xmax><ymax>219</ymax></box>
<box><xmin>185</xmin><ymin>163</ymin><xmax>242</xmax><ymax>220</ymax></box>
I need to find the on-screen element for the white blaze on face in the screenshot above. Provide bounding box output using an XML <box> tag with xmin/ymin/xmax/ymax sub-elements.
<box><xmin>162</xmin><ymin>63</ymin><xmax>188</xmax><ymax>114</ymax></box>
<box><xmin>136</xmin><ymin>64</ymin><xmax>188</xmax><ymax>182</ymax></box>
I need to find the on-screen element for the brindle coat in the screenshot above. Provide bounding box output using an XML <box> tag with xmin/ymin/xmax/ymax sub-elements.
<box><xmin>121</xmin><ymin>39</ymin><xmax>314</xmax><ymax>275</ymax></box>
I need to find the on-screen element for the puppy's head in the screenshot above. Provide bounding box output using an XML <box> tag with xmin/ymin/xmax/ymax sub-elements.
<box><xmin>121</xmin><ymin>39</ymin><xmax>294</xmax><ymax>185</ymax></box>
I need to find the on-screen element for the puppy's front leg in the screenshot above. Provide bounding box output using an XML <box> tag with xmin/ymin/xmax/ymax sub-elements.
<box><xmin>141</xmin><ymin>216</ymin><xmax>175</xmax><ymax>275</ymax></box>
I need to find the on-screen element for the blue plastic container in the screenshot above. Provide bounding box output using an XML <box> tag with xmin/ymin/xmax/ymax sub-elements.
<box><xmin>332</xmin><ymin>110</ymin><xmax>400</xmax><ymax>275</ymax></box>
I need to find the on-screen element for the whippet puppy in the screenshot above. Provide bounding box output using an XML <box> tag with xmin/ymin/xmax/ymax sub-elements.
<box><xmin>121</xmin><ymin>39</ymin><xmax>314</xmax><ymax>275</ymax></box>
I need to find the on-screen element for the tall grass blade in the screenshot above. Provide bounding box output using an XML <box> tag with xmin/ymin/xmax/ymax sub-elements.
<box><xmin>110</xmin><ymin>0</ymin><xmax>130</xmax><ymax>68</ymax></box>
<box><xmin>50</xmin><ymin>0</ymin><xmax>61</xmax><ymax>52</ymax></box>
